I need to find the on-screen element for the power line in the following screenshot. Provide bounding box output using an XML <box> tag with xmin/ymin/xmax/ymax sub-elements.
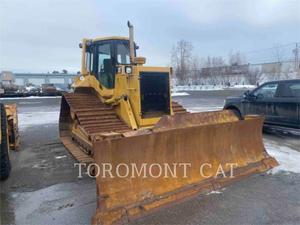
<box><xmin>242</xmin><ymin>42</ymin><xmax>299</xmax><ymax>55</ymax></box>
<box><xmin>211</xmin><ymin>42</ymin><xmax>300</xmax><ymax>64</ymax></box>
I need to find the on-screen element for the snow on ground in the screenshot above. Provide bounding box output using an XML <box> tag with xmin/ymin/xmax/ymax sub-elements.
<box><xmin>174</xmin><ymin>85</ymin><xmax>223</xmax><ymax>91</ymax></box>
<box><xmin>265</xmin><ymin>139</ymin><xmax>300</xmax><ymax>174</ymax></box>
<box><xmin>206</xmin><ymin>190</ymin><xmax>223</xmax><ymax>195</ymax></box>
<box><xmin>187</xmin><ymin>106</ymin><xmax>223</xmax><ymax>112</ymax></box>
<box><xmin>229</xmin><ymin>84</ymin><xmax>256</xmax><ymax>89</ymax></box>
<box><xmin>18</xmin><ymin>111</ymin><xmax>59</xmax><ymax>129</ymax></box>
<box><xmin>171</xmin><ymin>92</ymin><xmax>190</xmax><ymax>97</ymax></box>
<box><xmin>0</xmin><ymin>96</ymin><xmax>61</xmax><ymax>100</ymax></box>
<box><xmin>173</xmin><ymin>84</ymin><xmax>256</xmax><ymax>92</ymax></box>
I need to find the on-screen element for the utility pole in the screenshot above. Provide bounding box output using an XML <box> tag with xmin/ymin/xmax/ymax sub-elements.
<box><xmin>293</xmin><ymin>43</ymin><xmax>299</xmax><ymax>71</ymax></box>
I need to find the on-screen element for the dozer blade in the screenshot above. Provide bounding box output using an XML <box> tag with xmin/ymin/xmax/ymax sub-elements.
<box><xmin>92</xmin><ymin>110</ymin><xmax>278</xmax><ymax>225</ymax></box>
<box><xmin>5</xmin><ymin>104</ymin><xmax>19</xmax><ymax>150</ymax></box>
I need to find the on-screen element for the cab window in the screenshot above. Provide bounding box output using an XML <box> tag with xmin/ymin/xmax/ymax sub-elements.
<box><xmin>253</xmin><ymin>83</ymin><xmax>278</xmax><ymax>99</ymax></box>
<box><xmin>289</xmin><ymin>83</ymin><xmax>300</xmax><ymax>97</ymax></box>
<box><xmin>97</xmin><ymin>43</ymin><xmax>114</xmax><ymax>89</ymax></box>
<box><xmin>85</xmin><ymin>52</ymin><xmax>90</xmax><ymax>71</ymax></box>
<box><xmin>116</xmin><ymin>42</ymin><xmax>130</xmax><ymax>64</ymax></box>
<box><xmin>85</xmin><ymin>46</ymin><xmax>94</xmax><ymax>74</ymax></box>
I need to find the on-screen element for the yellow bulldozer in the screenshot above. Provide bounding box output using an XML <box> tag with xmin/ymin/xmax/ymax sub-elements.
<box><xmin>0</xmin><ymin>103</ymin><xmax>19</xmax><ymax>180</ymax></box>
<box><xmin>59</xmin><ymin>22</ymin><xmax>278</xmax><ymax>225</ymax></box>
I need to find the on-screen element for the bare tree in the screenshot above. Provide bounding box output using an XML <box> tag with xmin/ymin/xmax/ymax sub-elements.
<box><xmin>273</xmin><ymin>44</ymin><xmax>285</xmax><ymax>63</ymax></box>
<box><xmin>211</xmin><ymin>56</ymin><xmax>225</xmax><ymax>67</ymax></box>
<box><xmin>190</xmin><ymin>56</ymin><xmax>202</xmax><ymax>84</ymax></box>
<box><xmin>273</xmin><ymin>62</ymin><xmax>282</xmax><ymax>80</ymax></box>
<box><xmin>247</xmin><ymin>68</ymin><xmax>261</xmax><ymax>85</ymax></box>
<box><xmin>171</xmin><ymin>40</ymin><xmax>193</xmax><ymax>85</ymax></box>
<box><xmin>205</xmin><ymin>56</ymin><xmax>211</xmax><ymax>67</ymax></box>
<box><xmin>270</xmin><ymin>45</ymin><xmax>289</xmax><ymax>80</ymax></box>
<box><xmin>228</xmin><ymin>51</ymin><xmax>246</xmax><ymax>66</ymax></box>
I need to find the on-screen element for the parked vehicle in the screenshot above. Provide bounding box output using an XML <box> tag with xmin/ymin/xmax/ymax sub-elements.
<box><xmin>41</xmin><ymin>83</ymin><xmax>60</xmax><ymax>95</ymax></box>
<box><xmin>25</xmin><ymin>83</ymin><xmax>40</xmax><ymax>94</ymax></box>
<box><xmin>0</xmin><ymin>71</ymin><xmax>19</xmax><ymax>95</ymax></box>
<box><xmin>224</xmin><ymin>79</ymin><xmax>300</xmax><ymax>130</ymax></box>
<box><xmin>0</xmin><ymin>103</ymin><xmax>19</xmax><ymax>180</ymax></box>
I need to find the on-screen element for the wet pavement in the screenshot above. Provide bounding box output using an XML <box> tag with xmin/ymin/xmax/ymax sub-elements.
<box><xmin>1</xmin><ymin>90</ymin><xmax>299</xmax><ymax>225</ymax></box>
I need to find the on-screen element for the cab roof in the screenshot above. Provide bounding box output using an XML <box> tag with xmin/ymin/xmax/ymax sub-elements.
<box><xmin>92</xmin><ymin>36</ymin><xmax>129</xmax><ymax>42</ymax></box>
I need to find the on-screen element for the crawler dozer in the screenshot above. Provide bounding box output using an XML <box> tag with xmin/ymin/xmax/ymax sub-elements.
<box><xmin>0</xmin><ymin>103</ymin><xmax>19</xmax><ymax>180</ymax></box>
<box><xmin>59</xmin><ymin>22</ymin><xmax>278</xmax><ymax>225</ymax></box>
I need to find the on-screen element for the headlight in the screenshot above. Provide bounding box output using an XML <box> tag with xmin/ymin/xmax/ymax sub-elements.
<box><xmin>125</xmin><ymin>66</ymin><xmax>132</xmax><ymax>74</ymax></box>
<box><xmin>117</xmin><ymin>66</ymin><xmax>122</xmax><ymax>74</ymax></box>
<box><xmin>79</xmin><ymin>76</ymin><xmax>84</xmax><ymax>81</ymax></box>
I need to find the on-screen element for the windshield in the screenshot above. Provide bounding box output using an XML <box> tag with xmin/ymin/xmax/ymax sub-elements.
<box><xmin>253</xmin><ymin>83</ymin><xmax>278</xmax><ymax>98</ymax></box>
<box><xmin>116</xmin><ymin>42</ymin><xmax>131</xmax><ymax>64</ymax></box>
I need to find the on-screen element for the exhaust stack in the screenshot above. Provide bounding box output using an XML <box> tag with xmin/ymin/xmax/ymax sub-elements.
<box><xmin>127</xmin><ymin>21</ymin><xmax>135</xmax><ymax>64</ymax></box>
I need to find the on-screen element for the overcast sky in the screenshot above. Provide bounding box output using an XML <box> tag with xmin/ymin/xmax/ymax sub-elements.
<box><xmin>0</xmin><ymin>0</ymin><xmax>299</xmax><ymax>73</ymax></box>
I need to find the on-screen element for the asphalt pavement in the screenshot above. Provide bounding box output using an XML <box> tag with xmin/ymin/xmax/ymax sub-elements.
<box><xmin>1</xmin><ymin>90</ymin><xmax>299</xmax><ymax>225</ymax></box>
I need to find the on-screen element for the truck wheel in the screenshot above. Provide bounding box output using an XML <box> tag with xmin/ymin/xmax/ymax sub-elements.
<box><xmin>230</xmin><ymin>108</ymin><xmax>243</xmax><ymax>120</ymax></box>
<box><xmin>0</xmin><ymin>103</ymin><xmax>11</xmax><ymax>181</ymax></box>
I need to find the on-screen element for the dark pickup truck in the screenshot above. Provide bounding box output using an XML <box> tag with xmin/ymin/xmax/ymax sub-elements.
<box><xmin>224</xmin><ymin>79</ymin><xmax>300</xmax><ymax>130</ymax></box>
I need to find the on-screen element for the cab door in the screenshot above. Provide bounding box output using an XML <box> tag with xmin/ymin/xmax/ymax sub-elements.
<box><xmin>96</xmin><ymin>42</ymin><xmax>115</xmax><ymax>89</ymax></box>
<box><xmin>273</xmin><ymin>81</ymin><xmax>300</xmax><ymax>128</ymax></box>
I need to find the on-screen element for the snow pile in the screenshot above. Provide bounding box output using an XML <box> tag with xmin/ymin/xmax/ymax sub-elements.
<box><xmin>229</xmin><ymin>84</ymin><xmax>256</xmax><ymax>89</ymax></box>
<box><xmin>18</xmin><ymin>111</ymin><xmax>59</xmax><ymax>129</ymax></box>
<box><xmin>265</xmin><ymin>141</ymin><xmax>300</xmax><ymax>174</ymax></box>
<box><xmin>172</xmin><ymin>92</ymin><xmax>190</xmax><ymax>97</ymax></box>
<box><xmin>173</xmin><ymin>84</ymin><xmax>256</xmax><ymax>92</ymax></box>
<box><xmin>206</xmin><ymin>190</ymin><xmax>223</xmax><ymax>195</ymax></box>
<box><xmin>174</xmin><ymin>85</ymin><xmax>224</xmax><ymax>91</ymax></box>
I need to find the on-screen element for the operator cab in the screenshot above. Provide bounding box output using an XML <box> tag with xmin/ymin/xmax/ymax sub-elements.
<box><xmin>83</xmin><ymin>37</ymin><xmax>136</xmax><ymax>89</ymax></box>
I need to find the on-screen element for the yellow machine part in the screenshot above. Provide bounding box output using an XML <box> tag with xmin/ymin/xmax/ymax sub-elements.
<box><xmin>5</xmin><ymin>104</ymin><xmax>19</xmax><ymax>150</ymax></box>
<box><xmin>58</xmin><ymin>23</ymin><xmax>278</xmax><ymax>225</ymax></box>
<box><xmin>91</xmin><ymin>111</ymin><xmax>278</xmax><ymax>225</ymax></box>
